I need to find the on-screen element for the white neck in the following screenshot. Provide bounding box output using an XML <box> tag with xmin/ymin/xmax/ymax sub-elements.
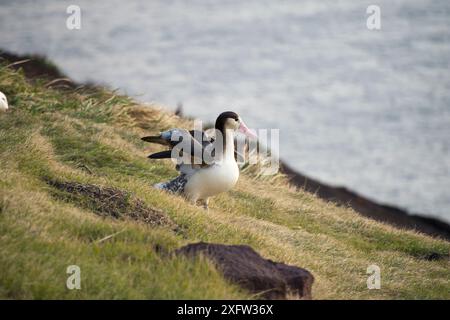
<box><xmin>223</xmin><ymin>129</ymin><xmax>235</xmax><ymax>161</ymax></box>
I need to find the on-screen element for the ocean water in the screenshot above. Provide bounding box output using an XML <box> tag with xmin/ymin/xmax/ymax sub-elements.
<box><xmin>1</xmin><ymin>0</ymin><xmax>449</xmax><ymax>222</ymax></box>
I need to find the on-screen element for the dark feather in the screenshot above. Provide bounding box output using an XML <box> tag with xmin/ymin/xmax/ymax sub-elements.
<box><xmin>148</xmin><ymin>150</ymin><xmax>172</xmax><ymax>159</ymax></box>
<box><xmin>143</xmin><ymin>129</ymin><xmax>214</xmax><ymax>160</ymax></box>
<box><xmin>141</xmin><ymin>136</ymin><xmax>169</xmax><ymax>145</ymax></box>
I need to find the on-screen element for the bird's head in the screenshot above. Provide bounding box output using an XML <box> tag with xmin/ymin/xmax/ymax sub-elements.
<box><xmin>215</xmin><ymin>111</ymin><xmax>256</xmax><ymax>138</ymax></box>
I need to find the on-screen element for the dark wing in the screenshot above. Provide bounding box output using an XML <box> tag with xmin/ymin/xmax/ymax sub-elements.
<box><xmin>147</xmin><ymin>150</ymin><xmax>172</xmax><ymax>159</ymax></box>
<box><xmin>142</xmin><ymin>129</ymin><xmax>215</xmax><ymax>165</ymax></box>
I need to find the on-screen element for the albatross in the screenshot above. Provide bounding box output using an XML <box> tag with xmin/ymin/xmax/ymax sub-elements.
<box><xmin>142</xmin><ymin>111</ymin><xmax>256</xmax><ymax>209</ymax></box>
<box><xmin>0</xmin><ymin>92</ymin><xmax>8</xmax><ymax>112</ymax></box>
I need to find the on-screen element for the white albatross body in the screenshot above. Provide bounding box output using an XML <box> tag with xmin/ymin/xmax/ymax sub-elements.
<box><xmin>0</xmin><ymin>92</ymin><xmax>8</xmax><ymax>112</ymax></box>
<box><xmin>183</xmin><ymin>130</ymin><xmax>240</xmax><ymax>203</ymax></box>
<box><xmin>142</xmin><ymin>111</ymin><xmax>256</xmax><ymax>208</ymax></box>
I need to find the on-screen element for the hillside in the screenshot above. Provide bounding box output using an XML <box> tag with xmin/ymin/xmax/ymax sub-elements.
<box><xmin>0</xmin><ymin>56</ymin><xmax>449</xmax><ymax>299</ymax></box>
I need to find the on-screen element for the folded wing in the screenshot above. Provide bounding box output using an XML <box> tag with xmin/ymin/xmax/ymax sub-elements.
<box><xmin>142</xmin><ymin>129</ymin><xmax>215</xmax><ymax>174</ymax></box>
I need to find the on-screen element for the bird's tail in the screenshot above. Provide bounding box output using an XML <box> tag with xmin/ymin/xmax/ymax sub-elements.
<box><xmin>153</xmin><ymin>175</ymin><xmax>187</xmax><ymax>194</ymax></box>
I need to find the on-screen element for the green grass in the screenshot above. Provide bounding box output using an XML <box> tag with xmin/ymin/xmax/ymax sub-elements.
<box><xmin>0</xmin><ymin>62</ymin><xmax>449</xmax><ymax>299</ymax></box>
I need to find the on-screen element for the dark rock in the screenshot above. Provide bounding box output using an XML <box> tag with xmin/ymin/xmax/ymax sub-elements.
<box><xmin>175</xmin><ymin>242</ymin><xmax>314</xmax><ymax>299</ymax></box>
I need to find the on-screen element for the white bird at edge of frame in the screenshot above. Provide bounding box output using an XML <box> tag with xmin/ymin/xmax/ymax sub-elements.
<box><xmin>0</xmin><ymin>91</ymin><xmax>9</xmax><ymax>112</ymax></box>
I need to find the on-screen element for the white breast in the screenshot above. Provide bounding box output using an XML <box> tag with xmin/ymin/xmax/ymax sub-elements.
<box><xmin>184</xmin><ymin>160</ymin><xmax>239</xmax><ymax>200</ymax></box>
<box><xmin>0</xmin><ymin>92</ymin><xmax>8</xmax><ymax>112</ymax></box>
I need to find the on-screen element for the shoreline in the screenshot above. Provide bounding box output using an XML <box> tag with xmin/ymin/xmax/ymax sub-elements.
<box><xmin>2</xmin><ymin>49</ymin><xmax>449</xmax><ymax>241</ymax></box>
<box><xmin>281</xmin><ymin>162</ymin><xmax>450</xmax><ymax>241</ymax></box>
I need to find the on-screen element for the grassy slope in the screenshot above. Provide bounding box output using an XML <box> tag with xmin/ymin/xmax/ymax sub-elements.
<box><xmin>0</xmin><ymin>63</ymin><xmax>449</xmax><ymax>300</ymax></box>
